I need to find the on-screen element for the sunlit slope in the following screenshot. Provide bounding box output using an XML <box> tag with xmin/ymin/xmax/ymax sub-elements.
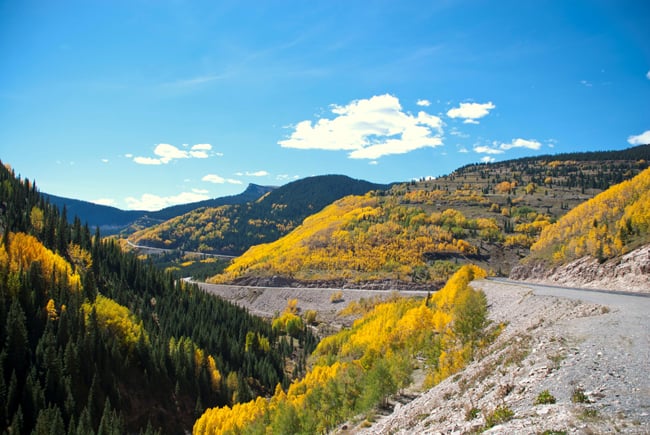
<box><xmin>527</xmin><ymin>166</ymin><xmax>650</xmax><ymax>264</ymax></box>
<box><xmin>210</xmin><ymin>148</ymin><xmax>649</xmax><ymax>285</ymax></box>
<box><xmin>196</xmin><ymin>266</ymin><xmax>493</xmax><ymax>434</ymax></box>
<box><xmin>209</xmin><ymin>193</ymin><xmax>494</xmax><ymax>284</ymax></box>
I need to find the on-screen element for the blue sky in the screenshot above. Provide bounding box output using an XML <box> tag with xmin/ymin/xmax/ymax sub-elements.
<box><xmin>1</xmin><ymin>0</ymin><xmax>649</xmax><ymax>211</ymax></box>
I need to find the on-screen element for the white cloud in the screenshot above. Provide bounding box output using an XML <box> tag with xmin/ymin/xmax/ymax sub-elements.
<box><xmin>276</xmin><ymin>174</ymin><xmax>300</xmax><ymax>181</ymax></box>
<box><xmin>134</xmin><ymin>156</ymin><xmax>163</xmax><ymax>165</ymax></box>
<box><xmin>202</xmin><ymin>174</ymin><xmax>242</xmax><ymax>184</ymax></box>
<box><xmin>125</xmin><ymin>153</ymin><xmax>133</xmax><ymax>158</ymax></box>
<box><xmin>202</xmin><ymin>174</ymin><xmax>225</xmax><ymax>183</ymax></box>
<box><xmin>92</xmin><ymin>198</ymin><xmax>116</xmax><ymax>207</ymax></box>
<box><xmin>473</xmin><ymin>145</ymin><xmax>504</xmax><ymax>155</ymax></box>
<box><xmin>481</xmin><ymin>156</ymin><xmax>496</xmax><ymax>163</ymax></box>
<box><xmin>189</xmin><ymin>150</ymin><xmax>209</xmax><ymax>158</ymax></box>
<box><xmin>627</xmin><ymin>130</ymin><xmax>650</xmax><ymax>145</ymax></box>
<box><xmin>447</xmin><ymin>101</ymin><xmax>495</xmax><ymax>123</ymax></box>
<box><xmin>646</xmin><ymin>70</ymin><xmax>650</xmax><ymax>80</ymax></box>
<box><xmin>192</xmin><ymin>188</ymin><xmax>209</xmax><ymax>194</ymax></box>
<box><xmin>449</xmin><ymin>128</ymin><xmax>470</xmax><ymax>138</ymax></box>
<box><xmin>133</xmin><ymin>143</ymin><xmax>214</xmax><ymax>164</ymax></box>
<box><xmin>189</xmin><ymin>143</ymin><xmax>212</xmax><ymax>158</ymax></box>
<box><xmin>236</xmin><ymin>170</ymin><xmax>269</xmax><ymax>177</ymax></box>
<box><xmin>458</xmin><ymin>147</ymin><xmax>469</xmax><ymax>153</ymax></box>
<box><xmin>416</xmin><ymin>99</ymin><xmax>431</xmax><ymax>107</ymax></box>
<box><xmin>580</xmin><ymin>80</ymin><xmax>593</xmax><ymax>87</ymax></box>
<box><xmin>125</xmin><ymin>191</ymin><xmax>211</xmax><ymax>211</ymax></box>
<box><xmin>279</xmin><ymin>94</ymin><xmax>444</xmax><ymax>159</ymax></box>
<box><xmin>369</xmin><ymin>160</ymin><xmax>378</xmax><ymax>165</ymax></box>
<box><xmin>101</xmin><ymin>158</ymin><xmax>109</xmax><ymax>163</ymax></box>
<box><xmin>499</xmin><ymin>138</ymin><xmax>542</xmax><ymax>150</ymax></box>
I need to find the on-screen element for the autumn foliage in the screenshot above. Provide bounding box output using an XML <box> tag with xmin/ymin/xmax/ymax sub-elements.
<box><xmin>210</xmin><ymin>194</ymin><xmax>494</xmax><ymax>284</ymax></box>
<box><xmin>530</xmin><ymin>167</ymin><xmax>650</xmax><ymax>263</ymax></box>
<box><xmin>0</xmin><ymin>232</ymin><xmax>81</xmax><ymax>292</ymax></box>
<box><xmin>194</xmin><ymin>265</ymin><xmax>492</xmax><ymax>434</ymax></box>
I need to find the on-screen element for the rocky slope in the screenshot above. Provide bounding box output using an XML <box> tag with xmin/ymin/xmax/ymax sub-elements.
<box><xmin>349</xmin><ymin>279</ymin><xmax>650</xmax><ymax>434</ymax></box>
<box><xmin>511</xmin><ymin>245</ymin><xmax>650</xmax><ymax>293</ymax></box>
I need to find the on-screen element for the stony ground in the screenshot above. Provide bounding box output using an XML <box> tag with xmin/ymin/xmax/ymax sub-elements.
<box><xmin>351</xmin><ymin>279</ymin><xmax>650</xmax><ymax>435</ymax></box>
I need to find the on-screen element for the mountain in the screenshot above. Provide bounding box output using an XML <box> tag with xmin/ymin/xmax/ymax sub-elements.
<box><xmin>43</xmin><ymin>183</ymin><xmax>275</xmax><ymax>235</ymax></box>
<box><xmin>129</xmin><ymin>174</ymin><xmax>389</xmax><ymax>255</ymax></box>
<box><xmin>0</xmin><ymin>162</ymin><xmax>316</xmax><ymax>434</ymax></box>
<box><xmin>209</xmin><ymin>145</ymin><xmax>650</xmax><ymax>287</ymax></box>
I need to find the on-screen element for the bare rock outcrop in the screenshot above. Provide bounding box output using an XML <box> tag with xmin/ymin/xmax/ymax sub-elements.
<box><xmin>510</xmin><ymin>245</ymin><xmax>650</xmax><ymax>293</ymax></box>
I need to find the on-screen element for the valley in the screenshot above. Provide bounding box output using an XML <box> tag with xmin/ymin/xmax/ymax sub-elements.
<box><xmin>1</xmin><ymin>144</ymin><xmax>649</xmax><ymax>434</ymax></box>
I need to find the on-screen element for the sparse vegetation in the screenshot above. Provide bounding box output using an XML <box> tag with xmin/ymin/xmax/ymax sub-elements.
<box><xmin>572</xmin><ymin>387</ymin><xmax>591</xmax><ymax>404</ymax></box>
<box><xmin>330</xmin><ymin>290</ymin><xmax>344</xmax><ymax>303</ymax></box>
<box><xmin>465</xmin><ymin>407</ymin><xmax>481</xmax><ymax>421</ymax></box>
<box><xmin>194</xmin><ymin>266</ymin><xmax>495</xmax><ymax>434</ymax></box>
<box><xmin>535</xmin><ymin>390</ymin><xmax>557</xmax><ymax>405</ymax></box>
<box><xmin>483</xmin><ymin>404</ymin><xmax>515</xmax><ymax>429</ymax></box>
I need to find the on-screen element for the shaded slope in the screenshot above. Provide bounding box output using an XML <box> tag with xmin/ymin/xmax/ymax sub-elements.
<box><xmin>44</xmin><ymin>183</ymin><xmax>275</xmax><ymax>235</ymax></box>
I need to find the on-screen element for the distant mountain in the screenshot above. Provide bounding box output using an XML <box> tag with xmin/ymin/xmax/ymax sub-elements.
<box><xmin>130</xmin><ymin>174</ymin><xmax>389</xmax><ymax>255</ymax></box>
<box><xmin>44</xmin><ymin>183</ymin><xmax>275</xmax><ymax>234</ymax></box>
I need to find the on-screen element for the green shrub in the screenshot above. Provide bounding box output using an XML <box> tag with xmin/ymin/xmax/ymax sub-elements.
<box><xmin>571</xmin><ymin>387</ymin><xmax>590</xmax><ymax>404</ymax></box>
<box><xmin>465</xmin><ymin>407</ymin><xmax>481</xmax><ymax>421</ymax></box>
<box><xmin>484</xmin><ymin>404</ymin><xmax>514</xmax><ymax>428</ymax></box>
<box><xmin>534</xmin><ymin>390</ymin><xmax>556</xmax><ymax>405</ymax></box>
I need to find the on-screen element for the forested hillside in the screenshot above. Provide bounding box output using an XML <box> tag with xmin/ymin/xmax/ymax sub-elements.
<box><xmin>0</xmin><ymin>162</ymin><xmax>317</xmax><ymax>434</ymax></box>
<box><xmin>129</xmin><ymin>175</ymin><xmax>388</xmax><ymax>255</ymax></box>
<box><xmin>210</xmin><ymin>146</ymin><xmax>649</xmax><ymax>286</ymax></box>
<box><xmin>196</xmin><ymin>265</ymin><xmax>496</xmax><ymax>434</ymax></box>
<box><xmin>523</xmin><ymin>166</ymin><xmax>650</xmax><ymax>265</ymax></box>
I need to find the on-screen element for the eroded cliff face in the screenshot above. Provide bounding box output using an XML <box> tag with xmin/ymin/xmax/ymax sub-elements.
<box><xmin>510</xmin><ymin>245</ymin><xmax>650</xmax><ymax>293</ymax></box>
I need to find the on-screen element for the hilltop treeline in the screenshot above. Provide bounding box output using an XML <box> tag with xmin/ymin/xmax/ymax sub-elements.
<box><xmin>0</xmin><ymin>162</ymin><xmax>317</xmax><ymax>434</ymax></box>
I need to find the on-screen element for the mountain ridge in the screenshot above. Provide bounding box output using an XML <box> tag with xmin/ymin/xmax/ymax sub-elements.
<box><xmin>44</xmin><ymin>182</ymin><xmax>276</xmax><ymax>235</ymax></box>
<box><xmin>129</xmin><ymin>174</ymin><xmax>390</xmax><ymax>255</ymax></box>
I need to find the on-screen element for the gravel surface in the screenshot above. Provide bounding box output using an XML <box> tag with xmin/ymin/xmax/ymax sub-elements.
<box><xmin>197</xmin><ymin>281</ymin><xmax>429</xmax><ymax>331</ymax></box>
<box><xmin>352</xmin><ymin>279</ymin><xmax>650</xmax><ymax>434</ymax></box>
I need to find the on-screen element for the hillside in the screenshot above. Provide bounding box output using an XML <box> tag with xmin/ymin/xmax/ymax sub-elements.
<box><xmin>510</xmin><ymin>166</ymin><xmax>650</xmax><ymax>290</ymax></box>
<box><xmin>0</xmin><ymin>162</ymin><xmax>317</xmax><ymax>434</ymax></box>
<box><xmin>209</xmin><ymin>146</ymin><xmax>650</xmax><ymax>287</ymax></box>
<box><xmin>44</xmin><ymin>183</ymin><xmax>275</xmax><ymax>235</ymax></box>
<box><xmin>129</xmin><ymin>174</ymin><xmax>388</xmax><ymax>255</ymax></box>
<box><xmin>356</xmin><ymin>280</ymin><xmax>650</xmax><ymax>434</ymax></box>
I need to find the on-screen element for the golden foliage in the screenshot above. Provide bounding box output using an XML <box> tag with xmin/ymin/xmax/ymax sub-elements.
<box><xmin>82</xmin><ymin>295</ymin><xmax>148</xmax><ymax>351</ymax></box>
<box><xmin>195</xmin><ymin>266</ymin><xmax>492</xmax><ymax>434</ymax></box>
<box><xmin>531</xmin><ymin>167</ymin><xmax>650</xmax><ymax>262</ymax></box>
<box><xmin>209</xmin><ymin>194</ymin><xmax>486</xmax><ymax>284</ymax></box>
<box><xmin>1</xmin><ymin>232</ymin><xmax>81</xmax><ymax>293</ymax></box>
